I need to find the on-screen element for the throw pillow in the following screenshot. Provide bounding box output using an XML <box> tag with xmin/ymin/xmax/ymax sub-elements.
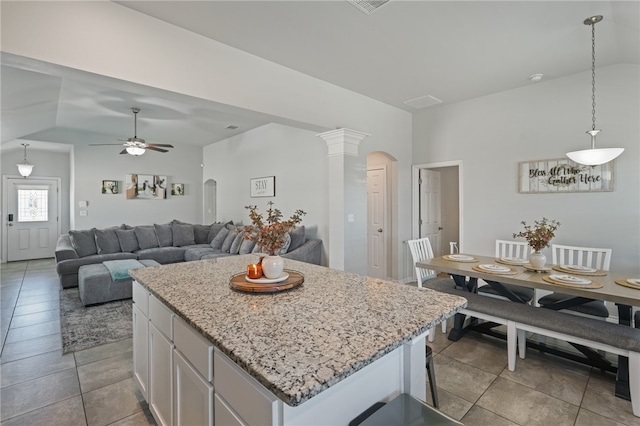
<box><xmin>276</xmin><ymin>233</ymin><xmax>292</xmax><ymax>255</ymax></box>
<box><xmin>69</xmin><ymin>229</ymin><xmax>98</xmax><ymax>257</ymax></box>
<box><xmin>193</xmin><ymin>224</ymin><xmax>211</xmax><ymax>244</ymax></box>
<box><xmin>229</xmin><ymin>232</ymin><xmax>245</xmax><ymax>255</ymax></box>
<box><xmin>95</xmin><ymin>227</ymin><xmax>122</xmax><ymax>254</ymax></box>
<box><xmin>135</xmin><ymin>226</ymin><xmax>159</xmax><ymax>250</ymax></box>
<box><xmin>288</xmin><ymin>226</ymin><xmax>306</xmax><ymax>252</ymax></box>
<box><xmin>221</xmin><ymin>229</ymin><xmax>239</xmax><ymax>253</ymax></box>
<box><xmin>207</xmin><ymin>221</ymin><xmax>233</xmax><ymax>243</ymax></box>
<box><xmin>239</xmin><ymin>238</ymin><xmax>256</xmax><ymax>255</ymax></box>
<box><xmin>116</xmin><ymin>229</ymin><xmax>140</xmax><ymax>252</ymax></box>
<box><xmin>172</xmin><ymin>223</ymin><xmax>195</xmax><ymax>247</ymax></box>
<box><xmin>154</xmin><ymin>223</ymin><xmax>173</xmax><ymax>247</ymax></box>
<box><xmin>210</xmin><ymin>227</ymin><xmax>229</xmax><ymax>250</ymax></box>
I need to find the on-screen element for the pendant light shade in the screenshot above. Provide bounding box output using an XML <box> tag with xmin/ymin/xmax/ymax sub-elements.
<box><xmin>566</xmin><ymin>15</ymin><xmax>624</xmax><ymax>166</ymax></box>
<box><xmin>16</xmin><ymin>143</ymin><xmax>34</xmax><ymax>177</ymax></box>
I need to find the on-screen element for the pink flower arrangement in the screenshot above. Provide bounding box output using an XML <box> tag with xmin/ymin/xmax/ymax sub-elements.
<box><xmin>513</xmin><ymin>217</ymin><xmax>560</xmax><ymax>252</ymax></box>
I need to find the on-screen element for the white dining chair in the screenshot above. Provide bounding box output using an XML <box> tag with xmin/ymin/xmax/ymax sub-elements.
<box><xmin>537</xmin><ymin>244</ymin><xmax>612</xmax><ymax>319</ymax></box>
<box><xmin>407</xmin><ymin>237</ymin><xmax>446</xmax><ymax>342</ymax></box>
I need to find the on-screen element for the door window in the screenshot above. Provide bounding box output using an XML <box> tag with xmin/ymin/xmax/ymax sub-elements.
<box><xmin>17</xmin><ymin>188</ymin><xmax>48</xmax><ymax>222</ymax></box>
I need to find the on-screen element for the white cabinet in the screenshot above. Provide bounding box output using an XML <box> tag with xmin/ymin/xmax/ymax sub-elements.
<box><xmin>132</xmin><ymin>303</ymin><xmax>149</xmax><ymax>401</ymax></box>
<box><xmin>173</xmin><ymin>349</ymin><xmax>214</xmax><ymax>426</ymax></box>
<box><xmin>149</xmin><ymin>322</ymin><xmax>173</xmax><ymax>426</ymax></box>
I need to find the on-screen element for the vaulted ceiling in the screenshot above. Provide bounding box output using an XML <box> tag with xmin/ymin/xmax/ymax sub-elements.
<box><xmin>2</xmin><ymin>1</ymin><xmax>638</xmax><ymax>152</ymax></box>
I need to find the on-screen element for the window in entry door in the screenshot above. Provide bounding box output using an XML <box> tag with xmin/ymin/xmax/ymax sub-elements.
<box><xmin>17</xmin><ymin>188</ymin><xmax>48</xmax><ymax>222</ymax></box>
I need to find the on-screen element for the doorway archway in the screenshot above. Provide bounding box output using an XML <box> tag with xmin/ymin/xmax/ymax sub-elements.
<box><xmin>203</xmin><ymin>179</ymin><xmax>217</xmax><ymax>224</ymax></box>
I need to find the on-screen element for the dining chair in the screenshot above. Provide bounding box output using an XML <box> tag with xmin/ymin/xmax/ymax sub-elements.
<box><xmin>537</xmin><ymin>244</ymin><xmax>612</xmax><ymax>318</ymax></box>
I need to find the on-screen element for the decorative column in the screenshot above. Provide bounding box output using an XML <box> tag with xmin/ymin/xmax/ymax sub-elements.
<box><xmin>316</xmin><ymin>128</ymin><xmax>369</xmax><ymax>273</ymax></box>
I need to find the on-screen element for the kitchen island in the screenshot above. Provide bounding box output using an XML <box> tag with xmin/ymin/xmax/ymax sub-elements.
<box><xmin>130</xmin><ymin>255</ymin><xmax>466</xmax><ymax>425</ymax></box>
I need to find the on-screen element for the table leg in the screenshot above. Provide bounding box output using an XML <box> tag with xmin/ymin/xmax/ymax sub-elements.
<box><xmin>447</xmin><ymin>275</ymin><xmax>477</xmax><ymax>341</ymax></box>
<box><xmin>615</xmin><ymin>304</ymin><xmax>632</xmax><ymax>401</ymax></box>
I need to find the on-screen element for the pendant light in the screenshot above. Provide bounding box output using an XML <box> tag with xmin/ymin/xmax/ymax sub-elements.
<box><xmin>566</xmin><ymin>15</ymin><xmax>624</xmax><ymax>166</ymax></box>
<box><xmin>16</xmin><ymin>143</ymin><xmax>34</xmax><ymax>177</ymax></box>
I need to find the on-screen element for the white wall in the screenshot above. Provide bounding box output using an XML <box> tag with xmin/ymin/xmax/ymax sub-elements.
<box><xmin>413</xmin><ymin>64</ymin><xmax>639</xmax><ymax>274</ymax></box>
<box><xmin>72</xmin><ymin>143</ymin><xmax>203</xmax><ymax>229</ymax></box>
<box><xmin>204</xmin><ymin>123</ymin><xmax>329</xmax><ymax>263</ymax></box>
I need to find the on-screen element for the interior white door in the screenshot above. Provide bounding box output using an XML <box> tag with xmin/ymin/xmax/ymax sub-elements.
<box><xmin>7</xmin><ymin>177</ymin><xmax>59</xmax><ymax>261</ymax></box>
<box><xmin>419</xmin><ymin>169</ymin><xmax>442</xmax><ymax>257</ymax></box>
<box><xmin>367</xmin><ymin>167</ymin><xmax>387</xmax><ymax>279</ymax></box>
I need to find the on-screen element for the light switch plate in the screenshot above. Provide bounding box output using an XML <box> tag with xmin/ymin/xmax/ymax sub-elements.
<box><xmin>80</xmin><ymin>210</ymin><xmax>88</xmax><ymax>217</ymax></box>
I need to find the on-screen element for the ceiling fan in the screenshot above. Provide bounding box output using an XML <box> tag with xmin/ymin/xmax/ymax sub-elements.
<box><xmin>90</xmin><ymin>107</ymin><xmax>174</xmax><ymax>155</ymax></box>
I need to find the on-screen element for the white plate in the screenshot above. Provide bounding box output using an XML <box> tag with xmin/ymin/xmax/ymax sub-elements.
<box><xmin>479</xmin><ymin>264</ymin><xmax>511</xmax><ymax>272</ymax></box>
<box><xmin>245</xmin><ymin>272</ymin><xmax>289</xmax><ymax>284</ymax></box>
<box><xmin>550</xmin><ymin>274</ymin><xmax>591</xmax><ymax>285</ymax></box>
<box><xmin>447</xmin><ymin>254</ymin><xmax>474</xmax><ymax>261</ymax></box>
<box><xmin>562</xmin><ymin>265</ymin><xmax>597</xmax><ymax>273</ymax></box>
<box><xmin>627</xmin><ymin>278</ymin><xmax>640</xmax><ymax>286</ymax></box>
<box><xmin>501</xmin><ymin>257</ymin><xmax>527</xmax><ymax>264</ymax></box>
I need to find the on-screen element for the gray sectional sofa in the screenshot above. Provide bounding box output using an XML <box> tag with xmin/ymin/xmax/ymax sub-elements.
<box><xmin>55</xmin><ymin>220</ymin><xmax>322</xmax><ymax>288</ymax></box>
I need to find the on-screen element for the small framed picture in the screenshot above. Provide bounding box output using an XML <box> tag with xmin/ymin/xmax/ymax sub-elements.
<box><xmin>171</xmin><ymin>183</ymin><xmax>185</xmax><ymax>196</ymax></box>
<box><xmin>102</xmin><ymin>180</ymin><xmax>118</xmax><ymax>194</ymax></box>
<box><xmin>250</xmin><ymin>176</ymin><xmax>276</xmax><ymax>197</ymax></box>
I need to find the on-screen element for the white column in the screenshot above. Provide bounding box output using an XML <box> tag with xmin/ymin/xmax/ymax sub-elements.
<box><xmin>316</xmin><ymin>128</ymin><xmax>369</xmax><ymax>272</ymax></box>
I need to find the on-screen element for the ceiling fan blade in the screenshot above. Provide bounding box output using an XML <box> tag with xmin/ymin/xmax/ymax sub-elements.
<box><xmin>89</xmin><ymin>143</ymin><xmax>127</xmax><ymax>146</ymax></box>
<box><xmin>119</xmin><ymin>149</ymin><xmax>128</xmax><ymax>155</ymax></box>
<box><xmin>146</xmin><ymin>146</ymin><xmax>169</xmax><ymax>153</ymax></box>
<box><xmin>146</xmin><ymin>143</ymin><xmax>174</xmax><ymax>148</ymax></box>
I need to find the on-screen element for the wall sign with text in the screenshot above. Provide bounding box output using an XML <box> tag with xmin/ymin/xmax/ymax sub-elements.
<box><xmin>250</xmin><ymin>176</ymin><xmax>276</xmax><ymax>197</ymax></box>
<box><xmin>519</xmin><ymin>158</ymin><xmax>613</xmax><ymax>193</ymax></box>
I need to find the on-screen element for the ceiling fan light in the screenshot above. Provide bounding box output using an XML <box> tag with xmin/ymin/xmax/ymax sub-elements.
<box><xmin>566</xmin><ymin>147</ymin><xmax>624</xmax><ymax>166</ymax></box>
<box><xmin>126</xmin><ymin>146</ymin><xmax>146</xmax><ymax>156</ymax></box>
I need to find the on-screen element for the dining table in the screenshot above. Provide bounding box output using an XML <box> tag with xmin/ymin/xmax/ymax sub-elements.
<box><xmin>417</xmin><ymin>253</ymin><xmax>640</xmax><ymax>402</ymax></box>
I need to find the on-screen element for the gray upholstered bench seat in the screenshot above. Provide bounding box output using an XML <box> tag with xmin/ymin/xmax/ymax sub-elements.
<box><xmin>78</xmin><ymin>259</ymin><xmax>160</xmax><ymax>306</ymax></box>
<box><xmin>424</xmin><ymin>278</ymin><xmax>640</xmax><ymax>417</ymax></box>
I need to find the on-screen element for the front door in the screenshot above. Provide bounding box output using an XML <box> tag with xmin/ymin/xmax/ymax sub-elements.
<box><xmin>7</xmin><ymin>177</ymin><xmax>59</xmax><ymax>261</ymax></box>
<box><xmin>419</xmin><ymin>169</ymin><xmax>442</xmax><ymax>256</ymax></box>
<box><xmin>367</xmin><ymin>167</ymin><xmax>387</xmax><ymax>279</ymax></box>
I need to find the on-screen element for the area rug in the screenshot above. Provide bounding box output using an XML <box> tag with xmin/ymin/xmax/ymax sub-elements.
<box><xmin>59</xmin><ymin>288</ymin><xmax>133</xmax><ymax>353</ymax></box>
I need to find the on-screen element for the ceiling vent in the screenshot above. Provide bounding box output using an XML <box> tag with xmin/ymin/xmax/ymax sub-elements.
<box><xmin>403</xmin><ymin>95</ymin><xmax>443</xmax><ymax>110</ymax></box>
<box><xmin>347</xmin><ymin>0</ymin><xmax>390</xmax><ymax>15</ymax></box>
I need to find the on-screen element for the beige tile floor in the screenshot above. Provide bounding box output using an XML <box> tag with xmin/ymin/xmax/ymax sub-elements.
<box><xmin>1</xmin><ymin>259</ymin><xmax>638</xmax><ymax>425</ymax></box>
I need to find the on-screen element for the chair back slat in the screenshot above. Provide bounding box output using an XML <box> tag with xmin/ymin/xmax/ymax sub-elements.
<box><xmin>551</xmin><ymin>244</ymin><xmax>612</xmax><ymax>271</ymax></box>
<box><xmin>407</xmin><ymin>237</ymin><xmax>436</xmax><ymax>287</ymax></box>
<box><xmin>495</xmin><ymin>240</ymin><xmax>531</xmax><ymax>259</ymax></box>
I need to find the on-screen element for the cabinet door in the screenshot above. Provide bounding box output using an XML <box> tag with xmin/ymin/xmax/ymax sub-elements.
<box><xmin>150</xmin><ymin>323</ymin><xmax>173</xmax><ymax>426</ymax></box>
<box><xmin>173</xmin><ymin>349</ymin><xmax>213</xmax><ymax>426</ymax></box>
<box><xmin>133</xmin><ymin>303</ymin><xmax>149</xmax><ymax>401</ymax></box>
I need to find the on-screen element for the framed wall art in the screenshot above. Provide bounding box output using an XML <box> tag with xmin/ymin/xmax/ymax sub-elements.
<box><xmin>101</xmin><ymin>180</ymin><xmax>118</xmax><ymax>194</ymax></box>
<box><xmin>518</xmin><ymin>158</ymin><xmax>613</xmax><ymax>193</ymax></box>
<box><xmin>171</xmin><ymin>183</ymin><xmax>185</xmax><ymax>196</ymax></box>
<box><xmin>125</xmin><ymin>174</ymin><xmax>167</xmax><ymax>199</ymax></box>
<box><xmin>250</xmin><ymin>176</ymin><xmax>276</xmax><ymax>198</ymax></box>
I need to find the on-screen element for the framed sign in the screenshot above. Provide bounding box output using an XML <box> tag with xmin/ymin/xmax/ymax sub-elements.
<box><xmin>519</xmin><ymin>158</ymin><xmax>613</xmax><ymax>193</ymax></box>
<box><xmin>250</xmin><ymin>176</ymin><xmax>276</xmax><ymax>197</ymax></box>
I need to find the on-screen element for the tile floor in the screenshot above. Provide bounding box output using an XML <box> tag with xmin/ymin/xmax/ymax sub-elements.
<box><xmin>1</xmin><ymin>259</ymin><xmax>638</xmax><ymax>425</ymax></box>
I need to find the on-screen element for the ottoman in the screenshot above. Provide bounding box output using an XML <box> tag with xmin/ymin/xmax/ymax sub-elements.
<box><xmin>78</xmin><ymin>259</ymin><xmax>160</xmax><ymax>306</ymax></box>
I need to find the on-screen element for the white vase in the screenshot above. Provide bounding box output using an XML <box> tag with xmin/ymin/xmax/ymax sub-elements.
<box><xmin>262</xmin><ymin>255</ymin><xmax>284</xmax><ymax>279</ymax></box>
<box><xmin>529</xmin><ymin>251</ymin><xmax>546</xmax><ymax>269</ymax></box>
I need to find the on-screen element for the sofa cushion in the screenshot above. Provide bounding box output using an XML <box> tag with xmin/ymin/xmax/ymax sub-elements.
<box><xmin>221</xmin><ymin>228</ymin><xmax>239</xmax><ymax>253</ymax></box>
<box><xmin>95</xmin><ymin>227</ymin><xmax>122</xmax><ymax>254</ymax></box>
<box><xmin>210</xmin><ymin>227</ymin><xmax>229</xmax><ymax>250</ymax></box>
<box><xmin>288</xmin><ymin>226</ymin><xmax>305</xmax><ymax>252</ymax></box>
<box><xmin>69</xmin><ymin>229</ymin><xmax>98</xmax><ymax>257</ymax></box>
<box><xmin>56</xmin><ymin>252</ymin><xmax>138</xmax><ymax>275</ymax></box>
<box><xmin>172</xmin><ymin>223</ymin><xmax>195</xmax><ymax>247</ymax></box>
<box><xmin>228</xmin><ymin>232</ymin><xmax>245</xmax><ymax>255</ymax></box>
<box><xmin>239</xmin><ymin>238</ymin><xmax>256</xmax><ymax>255</ymax></box>
<box><xmin>137</xmin><ymin>246</ymin><xmax>187</xmax><ymax>264</ymax></box>
<box><xmin>116</xmin><ymin>229</ymin><xmax>140</xmax><ymax>252</ymax></box>
<box><xmin>277</xmin><ymin>233</ymin><xmax>292</xmax><ymax>255</ymax></box>
<box><xmin>207</xmin><ymin>221</ymin><xmax>234</xmax><ymax>243</ymax></box>
<box><xmin>154</xmin><ymin>223</ymin><xmax>173</xmax><ymax>247</ymax></box>
<box><xmin>135</xmin><ymin>226</ymin><xmax>159</xmax><ymax>250</ymax></box>
<box><xmin>184</xmin><ymin>247</ymin><xmax>219</xmax><ymax>262</ymax></box>
<box><xmin>194</xmin><ymin>224</ymin><xmax>211</xmax><ymax>244</ymax></box>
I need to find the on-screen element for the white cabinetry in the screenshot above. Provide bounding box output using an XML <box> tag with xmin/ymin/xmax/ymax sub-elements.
<box><xmin>149</xmin><ymin>322</ymin><xmax>173</xmax><ymax>426</ymax></box>
<box><xmin>132</xmin><ymin>293</ymin><xmax>149</xmax><ymax>401</ymax></box>
<box><xmin>173</xmin><ymin>349</ymin><xmax>214</xmax><ymax>426</ymax></box>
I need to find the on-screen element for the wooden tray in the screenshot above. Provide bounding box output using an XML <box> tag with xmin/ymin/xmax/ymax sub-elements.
<box><xmin>230</xmin><ymin>270</ymin><xmax>304</xmax><ymax>293</ymax></box>
<box><xmin>542</xmin><ymin>275</ymin><xmax>602</xmax><ymax>289</ymax></box>
<box><xmin>552</xmin><ymin>265</ymin><xmax>608</xmax><ymax>276</ymax></box>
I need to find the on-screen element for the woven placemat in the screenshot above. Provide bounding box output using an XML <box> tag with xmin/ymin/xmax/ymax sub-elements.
<box><xmin>615</xmin><ymin>278</ymin><xmax>640</xmax><ymax>290</ymax></box>
<box><xmin>472</xmin><ymin>265</ymin><xmax>519</xmax><ymax>275</ymax></box>
<box><xmin>542</xmin><ymin>275</ymin><xmax>602</xmax><ymax>289</ymax></box>
<box><xmin>443</xmin><ymin>255</ymin><xmax>479</xmax><ymax>263</ymax></box>
<box><xmin>552</xmin><ymin>265</ymin><xmax>608</xmax><ymax>276</ymax></box>
<box><xmin>495</xmin><ymin>258</ymin><xmax>528</xmax><ymax>266</ymax></box>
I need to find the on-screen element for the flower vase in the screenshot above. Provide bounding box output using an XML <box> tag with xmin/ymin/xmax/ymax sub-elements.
<box><xmin>529</xmin><ymin>251</ymin><xmax>546</xmax><ymax>269</ymax></box>
<box><xmin>262</xmin><ymin>255</ymin><xmax>284</xmax><ymax>279</ymax></box>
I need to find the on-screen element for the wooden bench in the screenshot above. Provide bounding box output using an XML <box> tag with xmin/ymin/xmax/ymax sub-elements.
<box><xmin>423</xmin><ymin>278</ymin><xmax>640</xmax><ymax>417</ymax></box>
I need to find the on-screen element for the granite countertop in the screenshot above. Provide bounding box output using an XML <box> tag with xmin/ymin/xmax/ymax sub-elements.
<box><xmin>130</xmin><ymin>255</ymin><xmax>467</xmax><ymax>406</ymax></box>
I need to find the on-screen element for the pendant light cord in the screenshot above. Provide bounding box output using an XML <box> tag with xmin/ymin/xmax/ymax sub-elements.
<box><xmin>591</xmin><ymin>21</ymin><xmax>597</xmax><ymax>132</ymax></box>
